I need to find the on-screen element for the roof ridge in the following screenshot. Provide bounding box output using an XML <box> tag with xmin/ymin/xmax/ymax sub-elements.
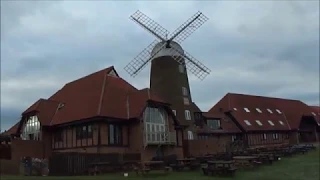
<box><xmin>228</xmin><ymin>92</ymin><xmax>300</xmax><ymax>102</ymax></box>
<box><xmin>97</xmin><ymin>71</ymin><xmax>109</xmax><ymax>116</ymax></box>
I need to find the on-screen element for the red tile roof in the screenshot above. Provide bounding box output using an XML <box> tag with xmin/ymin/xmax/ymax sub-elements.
<box><xmin>1</xmin><ymin>122</ymin><xmax>19</xmax><ymax>136</ymax></box>
<box><xmin>208</xmin><ymin>93</ymin><xmax>318</xmax><ymax>131</ymax></box>
<box><xmin>17</xmin><ymin>66</ymin><xmax>170</xmax><ymax>126</ymax></box>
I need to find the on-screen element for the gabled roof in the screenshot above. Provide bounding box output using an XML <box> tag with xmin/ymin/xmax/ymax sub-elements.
<box><xmin>208</xmin><ymin>93</ymin><xmax>317</xmax><ymax>131</ymax></box>
<box><xmin>17</xmin><ymin>66</ymin><xmax>170</xmax><ymax>126</ymax></box>
<box><xmin>203</xmin><ymin>111</ymin><xmax>241</xmax><ymax>133</ymax></box>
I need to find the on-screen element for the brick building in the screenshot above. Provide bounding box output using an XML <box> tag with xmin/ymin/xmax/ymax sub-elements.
<box><xmin>1</xmin><ymin>67</ymin><xmax>184</xmax><ymax>161</ymax></box>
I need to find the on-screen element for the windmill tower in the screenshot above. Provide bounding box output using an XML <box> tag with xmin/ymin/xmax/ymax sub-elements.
<box><xmin>124</xmin><ymin>10</ymin><xmax>211</xmax><ymax>139</ymax></box>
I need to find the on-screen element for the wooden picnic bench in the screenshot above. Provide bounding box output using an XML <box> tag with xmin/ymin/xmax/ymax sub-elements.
<box><xmin>233</xmin><ymin>156</ymin><xmax>260</xmax><ymax>168</ymax></box>
<box><xmin>133</xmin><ymin>161</ymin><xmax>170</xmax><ymax>175</ymax></box>
<box><xmin>202</xmin><ymin>160</ymin><xmax>237</xmax><ymax>177</ymax></box>
<box><xmin>175</xmin><ymin>158</ymin><xmax>200</xmax><ymax>171</ymax></box>
<box><xmin>88</xmin><ymin>162</ymin><xmax>111</xmax><ymax>176</ymax></box>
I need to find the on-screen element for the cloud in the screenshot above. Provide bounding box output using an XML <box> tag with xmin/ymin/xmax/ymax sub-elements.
<box><xmin>1</xmin><ymin>1</ymin><xmax>319</xmax><ymax>130</ymax></box>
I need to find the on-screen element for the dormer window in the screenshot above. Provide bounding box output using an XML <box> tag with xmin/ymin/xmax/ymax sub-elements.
<box><xmin>244</xmin><ymin>108</ymin><xmax>250</xmax><ymax>112</ymax></box>
<box><xmin>207</xmin><ymin>119</ymin><xmax>221</xmax><ymax>130</ymax></box>
<box><xmin>255</xmin><ymin>120</ymin><xmax>263</xmax><ymax>126</ymax></box>
<box><xmin>244</xmin><ymin>120</ymin><xmax>251</xmax><ymax>126</ymax></box>
<box><xmin>312</xmin><ymin>112</ymin><xmax>316</xmax><ymax>116</ymax></box>
<box><xmin>256</xmin><ymin>108</ymin><xmax>262</xmax><ymax>113</ymax></box>
<box><xmin>268</xmin><ymin>120</ymin><xmax>275</xmax><ymax>126</ymax></box>
<box><xmin>279</xmin><ymin>121</ymin><xmax>284</xmax><ymax>125</ymax></box>
<box><xmin>233</xmin><ymin>108</ymin><xmax>237</xmax><ymax>111</ymax></box>
<box><xmin>267</xmin><ymin>109</ymin><xmax>273</xmax><ymax>114</ymax></box>
<box><xmin>276</xmin><ymin>109</ymin><xmax>282</xmax><ymax>114</ymax></box>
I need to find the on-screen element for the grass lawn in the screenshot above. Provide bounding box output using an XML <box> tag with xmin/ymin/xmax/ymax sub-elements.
<box><xmin>1</xmin><ymin>149</ymin><xmax>319</xmax><ymax>180</ymax></box>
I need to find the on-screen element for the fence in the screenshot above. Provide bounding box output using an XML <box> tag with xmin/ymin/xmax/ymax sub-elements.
<box><xmin>49</xmin><ymin>152</ymin><xmax>141</xmax><ymax>176</ymax></box>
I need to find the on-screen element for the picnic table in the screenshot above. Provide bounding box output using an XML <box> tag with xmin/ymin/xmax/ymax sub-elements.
<box><xmin>88</xmin><ymin>162</ymin><xmax>111</xmax><ymax>176</ymax></box>
<box><xmin>233</xmin><ymin>156</ymin><xmax>260</xmax><ymax>168</ymax></box>
<box><xmin>252</xmin><ymin>154</ymin><xmax>273</xmax><ymax>164</ymax></box>
<box><xmin>133</xmin><ymin>161</ymin><xmax>170</xmax><ymax>175</ymax></box>
<box><xmin>202</xmin><ymin>160</ymin><xmax>237</xmax><ymax>177</ymax></box>
<box><xmin>175</xmin><ymin>158</ymin><xmax>200</xmax><ymax>170</ymax></box>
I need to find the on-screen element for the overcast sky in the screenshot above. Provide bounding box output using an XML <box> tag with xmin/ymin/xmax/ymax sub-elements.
<box><xmin>1</xmin><ymin>1</ymin><xmax>319</xmax><ymax>131</ymax></box>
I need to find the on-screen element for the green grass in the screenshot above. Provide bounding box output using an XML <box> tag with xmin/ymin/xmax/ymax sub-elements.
<box><xmin>1</xmin><ymin>149</ymin><xmax>319</xmax><ymax>180</ymax></box>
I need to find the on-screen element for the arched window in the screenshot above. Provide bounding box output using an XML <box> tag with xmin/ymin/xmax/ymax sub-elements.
<box><xmin>143</xmin><ymin>107</ymin><xmax>168</xmax><ymax>143</ymax></box>
<box><xmin>21</xmin><ymin>116</ymin><xmax>41</xmax><ymax>141</ymax></box>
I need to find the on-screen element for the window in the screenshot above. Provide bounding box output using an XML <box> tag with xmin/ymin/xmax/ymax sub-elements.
<box><xmin>21</xmin><ymin>116</ymin><xmax>41</xmax><ymax>141</ymax></box>
<box><xmin>231</xmin><ymin>135</ymin><xmax>237</xmax><ymax>142</ymax></box>
<box><xmin>198</xmin><ymin>135</ymin><xmax>208</xmax><ymax>140</ymax></box>
<box><xmin>255</xmin><ymin>120</ymin><xmax>263</xmax><ymax>126</ymax></box>
<box><xmin>183</xmin><ymin>97</ymin><xmax>190</xmax><ymax>105</ymax></box>
<box><xmin>178</xmin><ymin>64</ymin><xmax>185</xmax><ymax>73</ymax></box>
<box><xmin>284</xmin><ymin>133</ymin><xmax>289</xmax><ymax>139</ymax></box>
<box><xmin>54</xmin><ymin>130</ymin><xmax>63</xmax><ymax>142</ymax></box>
<box><xmin>262</xmin><ymin>133</ymin><xmax>267</xmax><ymax>140</ymax></box>
<box><xmin>185</xmin><ymin>110</ymin><xmax>191</xmax><ymax>120</ymax></box>
<box><xmin>143</xmin><ymin>107</ymin><xmax>168</xmax><ymax>143</ymax></box>
<box><xmin>256</xmin><ymin>108</ymin><xmax>262</xmax><ymax>113</ymax></box>
<box><xmin>233</xmin><ymin>108</ymin><xmax>237</xmax><ymax>111</ymax></box>
<box><xmin>312</xmin><ymin>112</ymin><xmax>316</xmax><ymax>116</ymax></box>
<box><xmin>172</xmin><ymin>110</ymin><xmax>176</xmax><ymax>116</ymax></box>
<box><xmin>276</xmin><ymin>109</ymin><xmax>282</xmax><ymax>114</ymax></box>
<box><xmin>267</xmin><ymin>109</ymin><xmax>273</xmax><ymax>114</ymax></box>
<box><xmin>182</xmin><ymin>87</ymin><xmax>188</xmax><ymax>96</ymax></box>
<box><xmin>76</xmin><ymin>125</ymin><xmax>93</xmax><ymax>139</ymax></box>
<box><xmin>244</xmin><ymin>120</ymin><xmax>251</xmax><ymax>126</ymax></box>
<box><xmin>187</xmin><ymin>131</ymin><xmax>194</xmax><ymax>140</ymax></box>
<box><xmin>273</xmin><ymin>133</ymin><xmax>279</xmax><ymax>139</ymax></box>
<box><xmin>244</xmin><ymin>108</ymin><xmax>250</xmax><ymax>112</ymax></box>
<box><xmin>207</xmin><ymin>119</ymin><xmax>221</xmax><ymax>130</ymax></box>
<box><xmin>109</xmin><ymin>124</ymin><xmax>122</xmax><ymax>145</ymax></box>
<box><xmin>279</xmin><ymin>121</ymin><xmax>284</xmax><ymax>125</ymax></box>
<box><xmin>268</xmin><ymin>120</ymin><xmax>275</xmax><ymax>126</ymax></box>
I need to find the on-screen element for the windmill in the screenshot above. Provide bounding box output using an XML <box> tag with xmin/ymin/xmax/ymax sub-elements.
<box><xmin>124</xmin><ymin>10</ymin><xmax>211</xmax><ymax>137</ymax></box>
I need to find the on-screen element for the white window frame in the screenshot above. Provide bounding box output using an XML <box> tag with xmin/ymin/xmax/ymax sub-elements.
<box><xmin>185</xmin><ymin>110</ymin><xmax>191</xmax><ymax>120</ymax></box>
<box><xmin>172</xmin><ymin>110</ymin><xmax>176</xmax><ymax>116</ymax></box>
<box><xmin>233</xmin><ymin>108</ymin><xmax>237</xmax><ymax>111</ymax></box>
<box><xmin>273</xmin><ymin>133</ymin><xmax>279</xmax><ymax>139</ymax></box>
<box><xmin>267</xmin><ymin>109</ymin><xmax>273</xmax><ymax>114</ymax></box>
<box><xmin>279</xmin><ymin>120</ymin><xmax>284</xmax><ymax>125</ymax></box>
<box><xmin>21</xmin><ymin>116</ymin><xmax>41</xmax><ymax>141</ymax></box>
<box><xmin>244</xmin><ymin>120</ymin><xmax>251</xmax><ymax>126</ymax></box>
<box><xmin>262</xmin><ymin>133</ymin><xmax>267</xmax><ymax>140</ymax></box>
<box><xmin>143</xmin><ymin>107</ymin><xmax>168</xmax><ymax>143</ymax></box>
<box><xmin>244</xmin><ymin>108</ymin><xmax>250</xmax><ymax>112</ymax></box>
<box><xmin>312</xmin><ymin>112</ymin><xmax>316</xmax><ymax>116</ymax></box>
<box><xmin>255</xmin><ymin>120</ymin><xmax>263</xmax><ymax>126</ymax></box>
<box><xmin>182</xmin><ymin>87</ymin><xmax>188</xmax><ymax>96</ymax></box>
<box><xmin>256</xmin><ymin>108</ymin><xmax>262</xmax><ymax>113</ymax></box>
<box><xmin>187</xmin><ymin>131</ymin><xmax>194</xmax><ymax>140</ymax></box>
<box><xmin>178</xmin><ymin>64</ymin><xmax>185</xmax><ymax>73</ymax></box>
<box><xmin>276</xmin><ymin>109</ymin><xmax>282</xmax><ymax>114</ymax></box>
<box><xmin>268</xmin><ymin>120</ymin><xmax>275</xmax><ymax>126</ymax></box>
<box><xmin>231</xmin><ymin>135</ymin><xmax>237</xmax><ymax>142</ymax></box>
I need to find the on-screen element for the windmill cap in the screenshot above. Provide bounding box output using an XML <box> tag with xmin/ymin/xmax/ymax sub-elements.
<box><xmin>151</xmin><ymin>41</ymin><xmax>184</xmax><ymax>58</ymax></box>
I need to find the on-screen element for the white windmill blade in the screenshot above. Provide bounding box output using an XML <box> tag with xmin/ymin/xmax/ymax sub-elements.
<box><xmin>130</xmin><ymin>10</ymin><xmax>170</xmax><ymax>41</ymax></box>
<box><xmin>170</xmin><ymin>46</ymin><xmax>211</xmax><ymax>80</ymax></box>
<box><xmin>169</xmin><ymin>11</ymin><xmax>209</xmax><ymax>44</ymax></box>
<box><xmin>124</xmin><ymin>40</ymin><xmax>167</xmax><ymax>77</ymax></box>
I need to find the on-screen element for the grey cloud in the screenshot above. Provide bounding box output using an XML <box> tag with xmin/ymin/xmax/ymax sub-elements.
<box><xmin>1</xmin><ymin>1</ymin><xmax>319</xmax><ymax>130</ymax></box>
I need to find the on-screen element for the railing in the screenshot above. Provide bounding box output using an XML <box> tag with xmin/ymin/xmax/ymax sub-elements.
<box><xmin>144</xmin><ymin>131</ymin><xmax>177</xmax><ymax>145</ymax></box>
